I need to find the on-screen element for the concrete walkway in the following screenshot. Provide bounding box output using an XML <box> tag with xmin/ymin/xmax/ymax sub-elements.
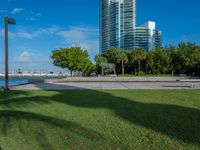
<box><xmin>12</xmin><ymin>81</ymin><xmax>200</xmax><ymax>90</ymax></box>
<box><xmin>51</xmin><ymin>76</ymin><xmax>200</xmax><ymax>82</ymax></box>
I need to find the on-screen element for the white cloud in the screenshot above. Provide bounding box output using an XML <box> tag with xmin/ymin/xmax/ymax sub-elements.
<box><xmin>26</xmin><ymin>17</ymin><xmax>35</xmax><ymax>21</ymax></box>
<box><xmin>57</xmin><ymin>26</ymin><xmax>99</xmax><ymax>57</ymax></box>
<box><xmin>26</xmin><ymin>12</ymin><xmax>42</xmax><ymax>21</ymax></box>
<box><xmin>0</xmin><ymin>26</ymin><xmax>59</xmax><ymax>39</ymax></box>
<box><xmin>35</xmin><ymin>13</ymin><xmax>42</xmax><ymax>17</ymax></box>
<box><xmin>1</xmin><ymin>25</ymin><xmax>99</xmax><ymax>61</ymax></box>
<box><xmin>17</xmin><ymin>30</ymin><xmax>35</xmax><ymax>39</ymax></box>
<box><xmin>0</xmin><ymin>28</ymin><xmax>15</xmax><ymax>37</ymax></box>
<box><xmin>11</xmin><ymin>8</ymin><xmax>24</xmax><ymax>15</ymax></box>
<box><xmin>17</xmin><ymin>51</ymin><xmax>31</xmax><ymax>62</ymax></box>
<box><xmin>1</xmin><ymin>26</ymin><xmax>99</xmax><ymax>51</ymax></box>
<box><xmin>13</xmin><ymin>47</ymin><xmax>50</xmax><ymax>64</ymax></box>
<box><xmin>9</xmin><ymin>48</ymin><xmax>54</xmax><ymax>72</ymax></box>
<box><xmin>38</xmin><ymin>26</ymin><xmax>59</xmax><ymax>35</ymax></box>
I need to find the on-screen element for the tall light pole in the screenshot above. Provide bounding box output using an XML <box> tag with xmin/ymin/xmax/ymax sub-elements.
<box><xmin>4</xmin><ymin>17</ymin><xmax>16</xmax><ymax>91</ymax></box>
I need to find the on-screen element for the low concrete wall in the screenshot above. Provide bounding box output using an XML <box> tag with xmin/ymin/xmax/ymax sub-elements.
<box><xmin>55</xmin><ymin>77</ymin><xmax>200</xmax><ymax>82</ymax></box>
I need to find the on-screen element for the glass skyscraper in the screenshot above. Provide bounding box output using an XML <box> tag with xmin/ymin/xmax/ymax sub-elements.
<box><xmin>100</xmin><ymin>0</ymin><xmax>162</xmax><ymax>53</ymax></box>
<box><xmin>134</xmin><ymin>21</ymin><xmax>162</xmax><ymax>52</ymax></box>
<box><xmin>100</xmin><ymin>0</ymin><xmax>136</xmax><ymax>53</ymax></box>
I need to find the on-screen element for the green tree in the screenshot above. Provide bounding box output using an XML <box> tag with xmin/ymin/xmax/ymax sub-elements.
<box><xmin>51</xmin><ymin>47</ymin><xmax>93</xmax><ymax>77</ymax></box>
<box><xmin>165</xmin><ymin>45</ymin><xmax>180</xmax><ymax>74</ymax></box>
<box><xmin>147</xmin><ymin>48</ymin><xmax>170</xmax><ymax>74</ymax></box>
<box><xmin>146</xmin><ymin>51</ymin><xmax>155</xmax><ymax>74</ymax></box>
<box><xmin>117</xmin><ymin>52</ymin><xmax>128</xmax><ymax>74</ymax></box>
<box><xmin>178</xmin><ymin>42</ymin><xmax>199</xmax><ymax>75</ymax></box>
<box><xmin>100</xmin><ymin>63</ymin><xmax>116</xmax><ymax>75</ymax></box>
<box><xmin>130</xmin><ymin>48</ymin><xmax>147</xmax><ymax>73</ymax></box>
<box><xmin>95</xmin><ymin>55</ymin><xmax>108</xmax><ymax>75</ymax></box>
<box><xmin>106</xmin><ymin>48</ymin><xmax>120</xmax><ymax>64</ymax></box>
<box><xmin>196</xmin><ymin>46</ymin><xmax>200</xmax><ymax>75</ymax></box>
<box><xmin>83</xmin><ymin>60</ymin><xmax>96</xmax><ymax>76</ymax></box>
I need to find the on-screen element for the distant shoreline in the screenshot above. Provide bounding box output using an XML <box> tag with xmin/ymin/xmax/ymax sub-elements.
<box><xmin>0</xmin><ymin>75</ymin><xmax>66</xmax><ymax>79</ymax></box>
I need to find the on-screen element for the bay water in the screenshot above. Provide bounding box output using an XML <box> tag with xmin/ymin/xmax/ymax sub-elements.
<box><xmin>0</xmin><ymin>78</ymin><xmax>29</xmax><ymax>86</ymax></box>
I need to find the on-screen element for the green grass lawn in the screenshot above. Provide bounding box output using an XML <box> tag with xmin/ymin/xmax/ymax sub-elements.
<box><xmin>0</xmin><ymin>90</ymin><xmax>200</xmax><ymax>150</ymax></box>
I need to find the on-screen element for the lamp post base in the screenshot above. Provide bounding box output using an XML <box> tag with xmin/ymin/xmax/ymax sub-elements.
<box><xmin>1</xmin><ymin>86</ymin><xmax>10</xmax><ymax>91</ymax></box>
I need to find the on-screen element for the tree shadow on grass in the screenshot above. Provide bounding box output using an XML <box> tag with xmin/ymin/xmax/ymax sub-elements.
<box><xmin>0</xmin><ymin>110</ymin><xmax>102</xmax><ymax>149</ymax></box>
<box><xmin>47</xmin><ymin>89</ymin><xmax>200</xmax><ymax>146</ymax></box>
<box><xmin>0</xmin><ymin>88</ymin><xmax>104</xmax><ymax>149</ymax></box>
<box><xmin>0</xmin><ymin>110</ymin><xmax>101</xmax><ymax>139</ymax></box>
<box><xmin>1</xmin><ymin>83</ymin><xmax>200</xmax><ymax>147</ymax></box>
<box><xmin>0</xmin><ymin>93</ymin><xmax>50</xmax><ymax>108</ymax></box>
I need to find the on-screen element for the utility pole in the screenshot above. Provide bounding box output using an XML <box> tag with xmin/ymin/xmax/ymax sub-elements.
<box><xmin>4</xmin><ymin>17</ymin><xmax>9</xmax><ymax>91</ymax></box>
<box><xmin>3</xmin><ymin>17</ymin><xmax>16</xmax><ymax>91</ymax></box>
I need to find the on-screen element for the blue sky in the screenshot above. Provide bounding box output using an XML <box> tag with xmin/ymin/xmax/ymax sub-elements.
<box><xmin>0</xmin><ymin>0</ymin><xmax>200</xmax><ymax>73</ymax></box>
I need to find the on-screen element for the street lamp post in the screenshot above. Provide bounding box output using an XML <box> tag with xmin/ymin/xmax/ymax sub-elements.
<box><xmin>3</xmin><ymin>17</ymin><xmax>16</xmax><ymax>91</ymax></box>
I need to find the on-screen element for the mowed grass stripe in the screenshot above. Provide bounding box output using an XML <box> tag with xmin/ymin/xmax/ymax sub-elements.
<box><xmin>0</xmin><ymin>90</ymin><xmax>199</xmax><ymax>150</ymax></box>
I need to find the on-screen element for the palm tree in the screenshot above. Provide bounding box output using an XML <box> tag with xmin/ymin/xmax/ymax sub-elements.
<box><xmin>131</xmin><ymin>48</ymin><xmax>147</xmax><ymax>73</ymax></box>
<box><xmin>95</xmin><ymin>55</ymin><xmax>108</xmax><ymax>76</ymax></box>
<box><xmin>117</xmin><ymin>52</ymin><xmax>128</xmax><ymax>75</ymax></box>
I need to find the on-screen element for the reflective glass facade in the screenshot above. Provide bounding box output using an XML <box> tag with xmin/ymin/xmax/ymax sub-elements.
<box><xmin>100</xmin><ymin>0</ymin><xmax>136</xmax><ymax>53</ymax></box>
<box><xmin>100</xmin><ymin>0</ymin><xmax>162</xmax><ymax>53</ymax></box>
<box><xmin>134</xmin><ymin>22</ymin><xmax>162</xmax><ymax>51</ymax></box>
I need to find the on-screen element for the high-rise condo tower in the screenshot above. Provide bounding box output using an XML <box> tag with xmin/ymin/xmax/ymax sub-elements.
<box><xmin>100</xmin><ymin>0</ymin><xmax>162</xmax><ymax>52</ymax></box>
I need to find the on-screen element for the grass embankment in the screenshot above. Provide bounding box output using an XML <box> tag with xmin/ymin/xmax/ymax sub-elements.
<box><xmin>0</xmin><ymin>90</ymin><xmax>200</xmax><ymax>150</ymax></box>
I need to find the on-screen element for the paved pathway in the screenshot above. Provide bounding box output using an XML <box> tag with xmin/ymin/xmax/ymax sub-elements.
<box><xmin>12</xmin><ymin>81</ymin><xmax>200</xmax><ymax>90</ymax></box>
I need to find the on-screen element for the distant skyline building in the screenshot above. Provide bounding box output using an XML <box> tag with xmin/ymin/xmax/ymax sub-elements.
<box><xmin>134</xmin><ymin>21</ymin><xmax>162</xmax><ymax>51</ymax></box>
<box><xmin>100</xmin><ymin>0</ymin><xmax>162</xmax><ymax>53</ymax></box>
